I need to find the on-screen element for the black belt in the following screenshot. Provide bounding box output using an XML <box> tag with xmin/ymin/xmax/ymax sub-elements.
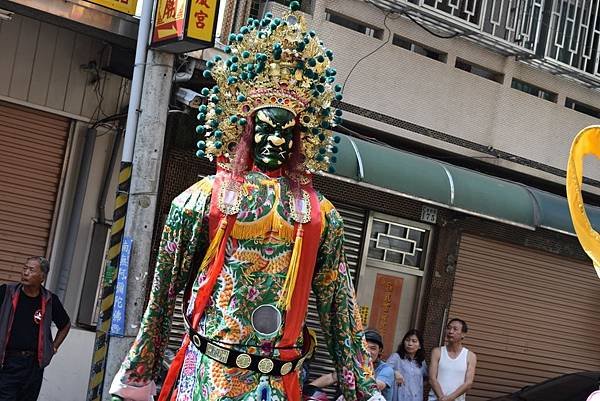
<box><xmin>5</xmin><ymin>350</ymin><xmax>36</xmax><ymax>358</ymax></box>
<box><xmin>184</xmin><ymin>315</ymin><xmax>314</xmax><ymax>376</ymax></box>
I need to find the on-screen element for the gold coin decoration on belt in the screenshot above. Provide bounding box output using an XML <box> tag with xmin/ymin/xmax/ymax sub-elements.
<box><xmin>280</xmin><ymin>362</ymin><xmax>293</xmax><ymax>375</ymax></box>
<box><xmin>258</xmin><ymin>358</ymin><xmax>274</xmax><ymax>374</ymax></box>
<box><xmin>236</xmin><ymin>354</ymin><xmax>252</xmax><ymax>369</ymax></box>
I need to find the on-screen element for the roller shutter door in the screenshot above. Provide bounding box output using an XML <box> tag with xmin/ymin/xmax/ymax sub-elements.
<box><xmin>167</xmin><ymin>202</ymin><xmax>368</xmax><ymax>385</ymax></box>
<box><xmin>305</xmin><ymin>204</ymin><xmax>366</xmax><ymax>383</ymax></box>
<box><xmin>448</xmin><ymin>234</ymin><xmax>600</xmax><ymax>401</ymax></box>
<box><xmin>0</xmin><ymin>101</ymin><xmax>70</xmax><ymax>282</ymax></box>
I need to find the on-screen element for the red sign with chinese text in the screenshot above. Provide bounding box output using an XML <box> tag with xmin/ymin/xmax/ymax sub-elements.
<box><xmin>152</xmin><ymin>0</ymin><xmax>187</xmax><ymax>44</ymax></box>
<box><xmin>368</xmin><ymin>274</ymin><xmax>403</xmax><ymax>358</ymax></box>
<box><xmin>151</xmin><ymin>0</ymin><xmax>220</xmax><ymax>53</ymax></box>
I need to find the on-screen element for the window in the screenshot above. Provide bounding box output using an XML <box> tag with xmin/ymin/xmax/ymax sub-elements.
<box><xmin>455</xmin><ymin>58</ymin><xmax>504</xmax><ymax>83</ymax></box>
<box><xmin>392</xmin><ymin>34</ymin><xmax>447</xmax><ymax>62</ymax></box>
<box><xmin>511</xmin><ymin>79</ymin><xmax>557</xmax><ymax>102</ymax></box>
<box><xmin>249</xmin><ymin>0</ymin><xmax>313</xmax><ymax>18</ymax></box>
<box><xmin>325</xmin><ymin>10</ymin><xmax>384</xmax><ymax>39</ymax></box>
<box><xmin>565</xmin><ymin>98</ymin><xmax>600</xmax><ymax>119</ymax></box>
<box><xmin>367</xmin><ymin>218</ymin><xmax>430</xmax><ymax>270</ymax></box>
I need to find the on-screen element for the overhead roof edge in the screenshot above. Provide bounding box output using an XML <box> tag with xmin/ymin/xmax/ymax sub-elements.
<box><xmin>331</xmin><ymin>133</ymin><xmax>600</xmax><ymax>233</ymax></box>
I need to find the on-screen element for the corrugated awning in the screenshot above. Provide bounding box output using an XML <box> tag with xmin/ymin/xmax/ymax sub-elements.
<box><xmin>333</xmin><ymin>134</ymin><xmax>600</xmax><ymax>234</ymax></box>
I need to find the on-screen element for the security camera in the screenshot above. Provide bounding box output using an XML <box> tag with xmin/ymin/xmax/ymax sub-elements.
<box><xmin>175</xmin><ymin>87</ymin><xmax>203</xmax><ymax>108</ymax></box>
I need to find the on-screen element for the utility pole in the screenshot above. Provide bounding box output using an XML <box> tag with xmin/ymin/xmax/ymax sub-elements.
<box><xmin>101</xmin><ymin>48</ymin><xmax>174</xmax><ymax>400</ymax></box>
<box><xmin>85</xmin><ymin>0</ymin><xmax>175</xmax><ymax>399</ymax></box>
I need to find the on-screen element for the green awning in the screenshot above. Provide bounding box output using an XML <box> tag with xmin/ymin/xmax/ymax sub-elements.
<box><xmin>444</xmin><ymin>165</ymin><xmax>536</xmax><ymax>228</ymax></box>
<box><xmin>334</xmin><ymin>135</ymin><xmax>452</xmax><ymax>205</ymax></box>
<box><xmin>528</xmin><ymin>188</ymin><xmax>600</xmax><ymax>235</ymax></box>
<box><xmin>334</xmin><ymin>134</ymin><xmax>600</xmax><ymax>234</ymax></box>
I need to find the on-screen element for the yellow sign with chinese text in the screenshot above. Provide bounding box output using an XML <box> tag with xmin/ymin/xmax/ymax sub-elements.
<box><xmin>187</xmin><ymin>0</ymin><xmax>219</xmax><ymax>42</ymax></box>
<box><xmin>86</xmin><ymin>0</ymin><xmax>138</xmax><ymax>15</ymax></box>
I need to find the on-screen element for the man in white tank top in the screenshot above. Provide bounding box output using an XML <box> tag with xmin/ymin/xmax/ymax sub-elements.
<box><xmin>428</xmin><ymin>318</ymin><xmax>477</xmax><ymax>401</ymax></box>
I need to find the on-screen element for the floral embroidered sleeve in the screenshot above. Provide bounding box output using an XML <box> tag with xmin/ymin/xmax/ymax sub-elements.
<box><xmin>312</xmin><ymin>200</ymin><xmax>380</xmax><ymax>401</ymax></box>
<box><xmin>110</xmin><ymin>177</ymin><xmax>213</xmax><ymax>400</ymax></box>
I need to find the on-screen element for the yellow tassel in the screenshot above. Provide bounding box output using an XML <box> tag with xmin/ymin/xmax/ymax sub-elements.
<box><xmin>231</xmin><ymin>215</ymin><xmax>271</xmax><ymax>240</ymax></box>
<box><xmin>229</xmin><ymin>212</ymin><xmax>296</xmax><ymax>242</ymax></box>
<box><xmin>200</xmin><ymin>219</ymin><xmax>228</xmax><ymax>273</ymax></box>
<box><xmin>278</xmin><ymin>226</ymin><xmax>303</xmax><ymax>311</ymax></box>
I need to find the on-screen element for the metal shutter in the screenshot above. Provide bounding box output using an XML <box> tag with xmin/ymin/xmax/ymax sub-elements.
<box><xmin>305</xmin><ymin>204</ymin><xmax>366</xmax><ymax>385</ymax></box>
<box><xmin>0</xmin><ymin>101</ymin><xmax>70</xmax><ymax>282</ymax></box>
<box><xmin>166</xmin><ymin>202</ymin><xmax>368</xmax><ymax>382</ymax></box>
<box><xmin>449</xmin><ymin>234</ymin><xmax>600</xmax><ymax>401</ymax></box>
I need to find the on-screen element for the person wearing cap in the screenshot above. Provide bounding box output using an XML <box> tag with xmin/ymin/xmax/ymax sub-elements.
<box><xmin>365</xmin><ymin>330</ymin><xmax>395</xmax><ymax>401</ymax></box>
<box><xmin>0</xmin><ymin>256</ymin><xmax>71</xmax><ymax>401</ymax></box>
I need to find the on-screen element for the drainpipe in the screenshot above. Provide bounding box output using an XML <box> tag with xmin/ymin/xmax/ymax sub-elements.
<box><xmin>54</xmin><ymin>126</ymin><xmax>96</xmax><ymax>301</ymax></box>
<box><xmin>98</xmin><ymin>127</ymin><xmax>124</xmax><ymax>225</ymax></box>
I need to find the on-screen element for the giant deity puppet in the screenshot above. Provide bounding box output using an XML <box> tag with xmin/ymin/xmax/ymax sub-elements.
<box><xmin>109</xmin><ymin>3</ymin><xmax>385</xmax><ymax>401</ymax></box>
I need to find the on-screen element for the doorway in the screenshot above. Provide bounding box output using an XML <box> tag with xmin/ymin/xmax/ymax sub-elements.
<box><xmin>356</xmin><ymin>212</ymin><xmax>432</xmax><ymax>359</ymax></box>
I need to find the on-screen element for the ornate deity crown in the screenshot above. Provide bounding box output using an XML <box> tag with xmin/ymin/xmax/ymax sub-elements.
<box><xmin>195</xmin><ymin>2</ymin><xmax>343</xmax><ymax>173</ymax></box>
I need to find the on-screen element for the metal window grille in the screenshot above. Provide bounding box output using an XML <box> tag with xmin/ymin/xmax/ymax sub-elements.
<box><xmin>367</xmin><ymin>217</ymin><xmax>430</xmax><ymax>270</ymax></box>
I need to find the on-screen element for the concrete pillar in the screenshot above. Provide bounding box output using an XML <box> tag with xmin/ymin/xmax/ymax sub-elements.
<box><xmin>102</xmin><ymin>48</ymin><xmax>174</xmax><ymax>401</ymax></box>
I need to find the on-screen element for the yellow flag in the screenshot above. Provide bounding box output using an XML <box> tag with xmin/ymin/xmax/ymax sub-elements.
<box><xmin>566</xmin><ymin>125</ymin><xmax>600</xmax><ymax>277</ymax></box>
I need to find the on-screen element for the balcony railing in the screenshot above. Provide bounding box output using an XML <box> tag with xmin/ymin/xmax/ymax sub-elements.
<box><xmin>367</xmin><ymin>0</ymin><xmax>600</xmax><ymax>87</ymax></box>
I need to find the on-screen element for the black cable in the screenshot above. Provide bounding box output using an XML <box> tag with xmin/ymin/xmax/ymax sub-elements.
<box><xmin>91</xmin><ymin>112</ymin><xmax>127</xmax><ymax>129</ymax></box>
<box><xmin>341</xmin><ymin>11</ymin><xmax>393</xmax><ymax>93</ymax></box>
<box><xmin>365</xmin><ymin>0</ymin><xmax>461</xmax><ymax>39</ymax></box>
<box><xmin>401</xmin><ymin>10</ymin><xmax>460</xmax><ymax>39</ymax></box>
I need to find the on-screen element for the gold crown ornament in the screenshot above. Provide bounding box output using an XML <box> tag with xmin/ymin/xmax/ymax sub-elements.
<box><xmin>195</xmin><ymin>1</ymin><xmax>343</xmax><ymax>173</ymax></box>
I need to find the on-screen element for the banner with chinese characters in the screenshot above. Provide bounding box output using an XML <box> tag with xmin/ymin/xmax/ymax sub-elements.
<box><xmin>85</xmin><ymin>0</ymin><xmax>138</xmax><ymax>15</ymax></box>
<box><xmin>110</xmin><ymin>236</ymin><xmax>133</xmax><ymax>336</ymax></box>
<box><xmin>152</xmin><ymin>0</ymin><xmax>220</xmax><ymax>53</ymax></box>
<box><xmin>368</xmin><ymin>274</ymin><xmax>403</xmax><ymax>358</ymax></box>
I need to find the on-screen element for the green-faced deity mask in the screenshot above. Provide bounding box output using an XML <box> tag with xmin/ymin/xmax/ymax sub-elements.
<box><xmin>252</xmin><ymin>107</ymin><xmax>296</xmax><ymax>171</ymax></box>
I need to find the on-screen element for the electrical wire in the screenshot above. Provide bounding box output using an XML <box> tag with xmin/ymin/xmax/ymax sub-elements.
<box><xmin>341</xmin><ymin>11</ymin><xmax>393</xmax><ymax>93</ymax></box>
<box><xmin>91</xmin><ymin>112</ymin><xmax>127</xmax><ymax>129</ymax></box>
<box><xmin>90</xmin><ymin>44</ymin><xmax>110</xmax><ymax>121</ymax></box>
<box><xmin>401</xmin><ymin>10</ymin><xmax>460</xmax><ymax>39</ymax></box>
<box><xmin>365</xmin><ymin>0</ymin><xmax>461</xmax><ymax>39</ymax></box>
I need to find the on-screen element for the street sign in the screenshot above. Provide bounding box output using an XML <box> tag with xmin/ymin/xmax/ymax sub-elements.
<box><xmin>152</xmin><ymin>0</ymin><xmax>220</xmax><ymax>53</ymax></box>
<box><xmin>85</xmin><ymin>0</ymin><xmax>138</xmax><ymax>15</ymax></box>
<box><xmin>110</xmin><ymin>236</ymin><xmax>133</xmax><ymax>337</ymax></box>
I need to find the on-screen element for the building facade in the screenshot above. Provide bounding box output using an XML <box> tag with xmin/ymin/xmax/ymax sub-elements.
<box><xmin>0</xmin><ymin>1</ymin><xmax>135</xmax><ymax>399</ymax></box>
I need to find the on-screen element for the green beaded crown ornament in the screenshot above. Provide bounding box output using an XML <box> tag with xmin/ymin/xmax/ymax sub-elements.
<box><xmin>196</xmin><ymin>1</ymin><xmax>343</xmax><ymax>173</ymax></box>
